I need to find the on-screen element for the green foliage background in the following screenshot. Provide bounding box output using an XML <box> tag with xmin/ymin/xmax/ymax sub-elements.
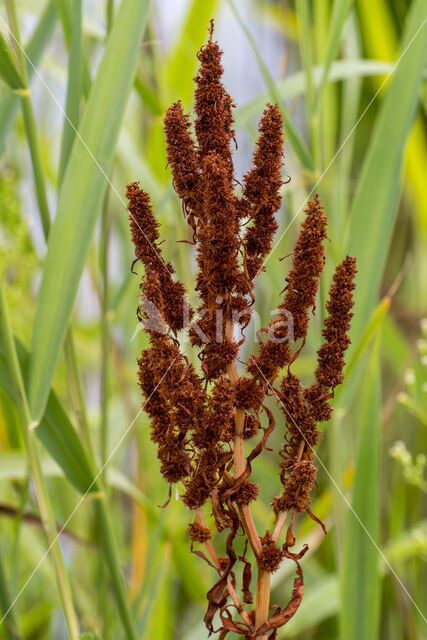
<box><xmin>0</xmin><ymin>0</ymin><xmax>426</xmax><ymax>638</ymax></box>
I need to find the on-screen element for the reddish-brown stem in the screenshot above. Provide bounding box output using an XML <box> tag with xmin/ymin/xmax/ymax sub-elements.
<box><xmin>196</xmin><ymin>509</ymin><xmax>252</xmax><ymax>626</ymax></box>
<box><xmin>255</xmin><ymin>569</ymin><xmax>270</xmax><ymax>639</ymax></box>
<box><xmin>225</xmin><ymin>321</ymin><xmax>266</xmax><ymax>636</ymax></box>
<box><xmin>272</xmin><ymin>510</ymin><xmax>288</xmax><ymax>543</ymax></box>
<box><xmin>256</xmin><ymin>439</ymin><xmax>307</xmax><ymax>637</ymax></box>
<box><xmin>225</xmin><ymin>328</ymin><xmax>262</xmax><ymax>557</ymax></box>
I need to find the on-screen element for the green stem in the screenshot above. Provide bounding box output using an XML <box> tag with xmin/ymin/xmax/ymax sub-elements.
<box><xmin>100</xmin><ymin>197</ymin><xmax>111</xmax><ymax>469</ymax></box>
<box><xmin>0</xmin><ymin>543</ymin><xmax>21</xmax><ymax>640</ymax></box>
<box><xmin>6</xmin><ymin>5</ymin><xmax>138</xmax><ymax>638</ymax></box>
<box><xmin>296</xmin><ymin>0</ymin><xmax>319</xmax><ymax>171</ymax></box>
<box><xmin>59</xmin><ymin>0</ymin><xmax>82</xmax><ymax>182</ymax></box>
<box><xmin>6</xmin><ymin>0</ymin><xmax>51</xmax><ymax>237</ymax></box>
<box><xmin>95</xmin><ymin>500</ymin><xmax>138</xmax><ymax>640</ymax></box>
<box><xmin>100</xmin><ymin>0</ymin><xmax>113</xmax><ymax>472</ymax></box>
<box><xmin>0</xmin><ymin>285</ymin><xmax>80</xmax><ymax>640</ymax></box>
<box><xmin>19</xmin><ymin>96</ymin><xmax>51</xmax><ymax>236</ymax></box>
<box><xmin>8</xmin><ymin>0</ymin><xmax>92</xmax><ymax>462</ymax></box>
<box><xmin>11</xmin><ymin>470</ymin><xmax>30</xmax><ymax>592</ymax></box>
<box><xmin>107</xmin><ymin>0</ymin><xmax>114</xmax><ymax>33</ymax></box>
<box><xmin>63</xmin><ymin>336</ymin><xmax>96</xmax><ymax>466</ymax></box>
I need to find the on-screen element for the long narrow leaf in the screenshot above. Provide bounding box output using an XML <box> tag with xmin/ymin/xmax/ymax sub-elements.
<box><xmin>340</xmin><ymin>337</ymin><xmax>382</xmax><ymax>639</ymax></box>
<box><xmin>0</xmin><ymin>549</ymin><xmax>21</xmax><ymax>640</ymax></box>
<box><xmin>164</xmin><ymin>0</ymin><xmax>218</xmax><ymax>106</ymax></box>
<box><xmin>28</xmin><ymin>0</ymin><xmax>151</xmax><ymax>423</ymax></box>
<box><xmin>54</xmin><ymin>0</ymin><xmax>92</xmax><ymax>95</ymax></box>
<box><xmin>0</xmin><ymin>340</ymin><xmax>94</xmax><ymax>493</ymax></box>
<box><xmin>316</xmin><ymin>0</ymin><xmax>353</xmax><ymax>105</ymax></box>
<box><xmin>347</xmin><ymin>1</ymin><xmax>427</xmax><ymax>348</ymax></box>
<box><xmin>0</xmin><ymin>30</ymin><xmax>24</xmax><ymax>90</ymax></box>
<box><xmin>227</xmin><ymin>0</ymin><xmax>313</xmax><ymax>170</ymax></box>
<box><xmin>236</xmin><ymin>59</ymin><xmax>397</xmax><ymax>126</ymax></box>
<box><xmin>58</xmin><ymin>0</ymin><xmax>82</xmax><ymax>181</ymax></box>
<box><xmin>0</xmin><ymin>1</ymin><xmax>56</xmax><ymax>152</ymax></box>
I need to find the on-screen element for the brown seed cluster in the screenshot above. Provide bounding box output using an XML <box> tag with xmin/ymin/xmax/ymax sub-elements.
<box><xmin>242</xmin><ymin>103</ymin><xmax>283</xmax><ymax>280</ymax></box>
<box><xmin>232</xmin><ymin>481</ymin><xmax>259</xmax><ymax>506</ymax></box>
<box><xmin>126</xmin><ymin>182</ymin><xmax>192</xmax><ymax>334</ymax></box>
<box><xmin>126</xmin><ymin>21</ymin><xmax>356</xmax><ymax>640</ymax></box>
<box><xmin>187</xmin><ymin>521</ymin><xmax>212</xmax><ymax>543</ymax></box>
<box><xmin>246</xmin><ymin>197</ymin><xmax>327</xmax><ymax>386</ymax></box>
<box><xmin>282</xmin><ymin>194</ymin><xmax>327</xmax><ymax>341</ymax></box>
<box><xmin>257</xmin><ymin>532</ymin><xmax>284</xmax><ymax>573</ymax></box>
<box><xmin>272</xmin><ymin>255</ymin><xmax>357</xmax><ymax>518</ymax></box>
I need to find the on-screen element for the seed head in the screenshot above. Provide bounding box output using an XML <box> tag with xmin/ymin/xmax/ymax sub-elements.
<box><xmin>258</xmin><ymin>532</ymin><xmax>284</xmax><ymax>573</ymax></box>
<box><xmin>315</xmin><ymin>255</ymin><xmax>357</xmax><ymax>388</ymax></box>
<box><xmin>243</xmin><ymin>104</ymin><xmax>284</xmax><ymax>280</ymax></box>
<box><xmin>187</xmin><ymin>521</ymin><xmax>212</xmax><ymax>543</ymax></box>
<box><xmin>281</xmin><ymin>194</ymin><xmax>327</xmax><ymax>341</ymax></box>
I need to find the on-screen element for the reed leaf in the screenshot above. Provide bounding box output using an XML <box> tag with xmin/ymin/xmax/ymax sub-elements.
<box><xmin>0</xmin><ymin>1</ymin><xmax>56</xmax><ymax>152</ymax></box>
<box><xmin>347</xmin><ymin>0</ymin><xmax>427</xmax><ymax>348</ymax></box>
<box><xmin>227</xmin><ymin>0</ymin><xmax>313</xmax><ymax>170</ymax></box>
<box><xmin>340</xmin><ymin>337</ymin><xmax>382</xmax><ymax>639</ymax></box>
<box><xmin>28</xmin><ymin>0</ymin><xmax>151</xmax><ymax>423</ymax></box>
<box><xmin>0</xmin><ymin>339</ymin><xmax>94</xmax><ymax>493</ymax></box>
<box><xmin>0</xmin><ymin>30</ymin><xmax>24</xmax><ymax>90</ymax></box>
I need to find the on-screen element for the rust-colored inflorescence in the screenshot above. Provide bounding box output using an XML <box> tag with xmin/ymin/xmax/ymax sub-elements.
<box><xmin>126</xmin><ymin>21</ymin><xmax>356</xmax><ymax>640</ymax></box>
<box><xmin>243</xmin><ymin>103</ymin><xmax>284</xmax><ymax>280</ymax></box>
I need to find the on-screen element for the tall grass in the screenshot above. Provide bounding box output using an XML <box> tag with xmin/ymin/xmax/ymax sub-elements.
<box><xmin>0</xmin><ymin>1</ymin><xmax>426</xmax><ymax>638</ymax></box>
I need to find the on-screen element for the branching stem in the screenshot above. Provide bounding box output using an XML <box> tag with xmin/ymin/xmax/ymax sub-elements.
<box><xmin>226</xmin><ymin>321</ymin><xmax>267</xmax><ymax>636</ymax></box>
<box><xmin>196</xmin><ymin>509</ymin><xmax>252</xmax><ymax>627</ymax></box>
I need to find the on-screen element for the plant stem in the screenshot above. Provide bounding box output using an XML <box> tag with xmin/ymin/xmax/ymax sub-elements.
<box><xmin>7</xmin><ymin>6</ymin><xmax>138</xmax><ymax>638</ymax></box>
<box><xmin>296</xmin><ymin>0</ymin><xmax>319</xmax><ymax>171</ymax></box>
<box><xmin>196</xmin><ymin>509</ymin><xmax>252</xmax><ymax>626</ymax></box>
<box><xmin>255</xmin><ymin>569</ymin><xmax>270</xmax><ymax>639</ymax></box>
<box><xmin>7</xmin><ymin>0</ymin><xmax>94</xmax><ymax>465</ymax></box>
<box><xmin>63</xmin><ymin>336</ymin><xmax>96</xmax><ymax>465</ymax></box>
<box><xmin>226</xmin><ymin>335</ymin><xmax>262</xmax><ymax>556</ymax></box>
<box><xmin>58</xmin><ymin>0</ymin><xmax>82</xmax><ymax>182</ymax></box>
<box><xmin>0</xmin><ymin>543</ymin><xmax>21</xmax><ymax>640</ymax></box>
<box><xmin>100</xmin><ymin>191</ymin><xmax>111</xmax><ymax>470</ymax></box>
<box><xmin>272</xmin><ymin>510</ymin><xmax>289</xmax><ymax>542</ymax></box>
<box><xmin>19</xmin><ymin>96</ymin><xmax>51</xmax><ymax>236</ymax></box>
<box><xmin>6</xmin><ymin>0</ymin><xmax>51</xmax><ymax>237</ymax></box>
<box><xmin>225</xmin><ymin>321</ymin><xmax>267</xmax><ymax>635</ymax></box>
<box><xmin>94</xmin><ymin>499</ymin><xmax>138</xmax><ymax>640</ymax></box>
<box><xmin>0</xmin><ymin>285</ymin><xmax>80</xmax><ymax>640</ymax></box>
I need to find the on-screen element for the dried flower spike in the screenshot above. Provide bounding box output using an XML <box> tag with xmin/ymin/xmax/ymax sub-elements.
<box><xmin>126</xmin><ymin>21</ymin><xmax>356</xmax><ymax>640</ymax></box>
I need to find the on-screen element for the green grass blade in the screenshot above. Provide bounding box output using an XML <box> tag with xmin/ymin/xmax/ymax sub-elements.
<box><xmin>0</xmin><ymin>283</ymin><xmax>80</xmax><ymax>639</ymax></box>
<box><xmin>0</xmin><ymin>30</ymin><xmax>24</xmax><ymax>90</ymax></box>
<box><xmin>0</xmin><ymin>339</ymin><xmax>94</xmax><ymax>493</ymax></box>
<box><xmin>164</xmin><ymin>0</ymin><xmax>218</xmax><ymax>106</ymax></box>
<box><xmin>316</xmin><ymin>0</ymin><xmax>353</xmax><ymax>106</ymax></box>
<box><xmin>0</xmin><ymin>1</ymin><xmax>56</xmax><ymax>152</ymax></box>
<box><xmin>296</xmin><ymin>0</ymin><xmax>317</xmax><ymax>165</ymax></box>
<box><xmin>0</xmin><ymin>548</ymin><xmax>21</xmax><ymax>640</ymax></box>
<box><xmin>236</xmin><ymin>59</ymin><xmax>396</xmax><ymax>126</ymax></box>
<box><xmin>54</xmin><ymin>0</ymin><xmax>92</xmax><ymax>96</ymax></box>
<box><xmin>335</xmin><ymin>295</ymin><xmax>390</xmax><ymax>401</ymax></box>
<box><xmin>1</xmin><ymin>339</ymin><xmax>139</xmax><ymax>638</ymax></box>
<box><xmin>227</xmin><ymin>0</ymin><xmax>313</xmax><ymax>170</ymax></box>
<box><xmin>94</xmin><ymin>500</ymin><xmax>138</xmax><ymax>640</ymax></box>
<box><xmin>347</xmin><ymin>1</ymin><xmax>427</xmax><ymax>349</ymax></box>
<box><xmin>340</xmin><ymin>337</ymin><xmax>382</xmax><ymax>640</ymax></box>
<box><xmin>58</xmin><ymin>0</ymin><xmax>82</xmax><ymax>181</ymax></box>
<box><xmin>134</xmin><ymin>75</ymin><xmax>162</xmax><ymax>114</ymax></box>
<box><xmin>28</xmin><ymin>0</ymin><xmax>151</xmax><ymax>423</ymax></box>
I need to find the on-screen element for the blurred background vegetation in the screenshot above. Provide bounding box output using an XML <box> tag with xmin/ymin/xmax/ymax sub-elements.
<box><xmin>0</xmin><ymin>0</ymin><xmax>426</xmax><ymax>638</ymax></box>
